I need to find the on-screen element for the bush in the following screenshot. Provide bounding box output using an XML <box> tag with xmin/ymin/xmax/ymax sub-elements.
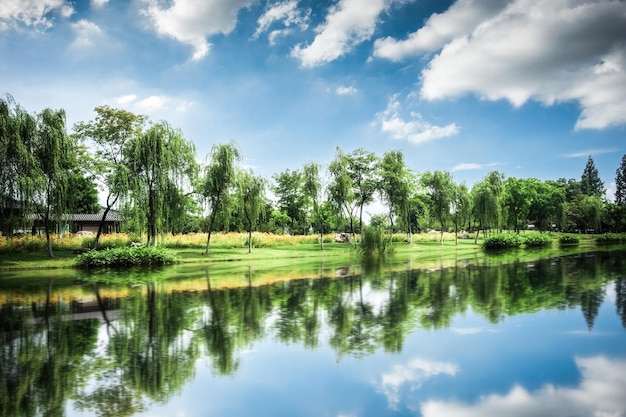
<box><xmin>358</xmin><ymin>226</ymin><xmax>392</xmax><ymax>255</ymax></box>
<box><xmin>523</xmin><ymin>232</ymin><xmax>553</xmax><ymax>248</ymax></box>
<box><xmin>482</xmin><ymin>232</ymin><xmax>522</xmax><ymax>250</ymax></box>
<box><xmin>559</xmin><ymin>235</ymin><xmax>580</xmax><ymax>246</ymax></box>
<box><xmin>595</xmin><ymin>233</ymin><xmax>626</xmax><ymax>244</ymax></box>
<box><xmin>75</xmin><ymin>246</ymin><xmax>177</xmax><ymax>267</ymax></box>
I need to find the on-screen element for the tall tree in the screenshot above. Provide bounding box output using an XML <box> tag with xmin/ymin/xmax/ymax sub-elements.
<box><xmin>32</xmin><ymin>108</ymin><xmax>76</xmax><ymax>257</ymax></box>
<box><xmin>302</xmin><ymin>162</ymin><xmax>326</xmax><ymax>250</ymax></box>
<box><xmin>200</xmin><ymin>141</ymin><xmax>241</xmax><ymax>254</ymax></box>
<box><xmin>580</xmin><ymin>155</ymin><xmax>604</xmax><ymax>197</ymax></box>
<box><xmin>502</xmin><ymin>177</ymin><xmax>534</xmax><ymax>233</ymax></box>
<box><xmin>236</xmin><ymin>169</ymin><xmax>266</xmax><ymax>253</ymax></box>
<box><xmin>472</xmin><ymin>171</ymin><xmax>505</xmax><ymax>243</ymax></box>
<box><xmin>452</xmin><ymin>182</ymin><xmax>471</xmax><ymax>244</ymax></box>
<box><xmin>125</xmin><ymin>121</ymin><xmax>197</xmax><ymax>247</ymax></box>
<box><xmin>421</xmin><ymin>170</ymin><xmax>454</xmax><ymax>245</ymax></box>
<box><xmin>345</xmin><ymin>148</ymin><xmax>378</xmax><ymax>238</ymax></box>
<box><xmin>73</xmin><ymin>105</ymin><xmax>146</xmax><ymax>249</ymax></box>
<box><xmin>615</xmin><ymin>154</ymin><xmax>626</xmax><ymax>206</ymax></box>
<box><xmin>0</xmin><ymin>94</ymin><xmax>38</xmax><ymax>235</ymax></box>
<box><xmin>272</xmin><ymin>169</ymin><xmax>307</xmax><ymax>235</ymax></box>
<box><xmin>328</xmin><ymin>148</ymin><xmax>357</xmax><ymax>239</ymax></box>
<box><xmin>378</xmin><ymin>150</ymin><xmax>411</xmax><ymax>244</ymax></box>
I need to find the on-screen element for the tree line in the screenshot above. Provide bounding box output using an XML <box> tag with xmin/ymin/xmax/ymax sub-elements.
<box><xmin>2</xmin><ymin>95</ymin><xmax>626</xmax><ymax>256</ymax></box>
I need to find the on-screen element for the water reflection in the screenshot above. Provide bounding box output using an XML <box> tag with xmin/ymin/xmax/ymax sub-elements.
<box><xmin>420</xmin><ymin>356</ymin><xmax>626</xmax><ymax>417</ymax></box>
<box><xmin>0</xmin><ymin>250</ymin><xmax>625</xmax><ymax>417</ymax></box>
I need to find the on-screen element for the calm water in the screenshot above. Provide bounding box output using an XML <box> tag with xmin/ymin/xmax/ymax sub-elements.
<box><xmin>1</xmin><ymin>250</ymin><xmax>625</xmax><ymax>417</ymax></box>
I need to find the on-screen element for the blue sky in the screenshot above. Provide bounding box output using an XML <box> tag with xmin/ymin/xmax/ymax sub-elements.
<box><xmin>1</xmin><ymin>0</ymin><xmax>625</xmax><ymax>202</ymax></box>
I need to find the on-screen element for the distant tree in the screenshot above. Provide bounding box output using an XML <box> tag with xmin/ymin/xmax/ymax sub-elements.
<box><xmin>236</xmin><ymin>169</ymin><xmax>266</xmax><ymax>253</ymax></box>
<box><xmin>69</xmin><ymin>171</ymin><xmax>100</xmax><ymax>214</ymax></box>
<box><xmin>345</xmin><ymin>148</ymin><xmax>378</xmax><ymax>238</ymax></box>
<box><xmin>528</xmin><ymin>180</ymin><xmax>565</xmax><ymax>232</ymax></box>
<box><xmin>272</xmin><ymin>169</ymin><xmax>307</xmax><ymax>235</ymax></box>
<box><xmin>615</xmin><ymin>154</ymin><xmax>626</xmax><ymax>206</ymax></box>
<box><xmin>452</xmin><ymin>182</ymin><xmax>471</xmax><ymax>244</ymax></box>
<box><xmin>32</xmin><ymin>108</ymin><xmax>76</xmax><ymax>257</ymax></box>
<box><xmin>302</xmin><ymin>162</ymin><xmax>326</xmax><ymax>250</ymax></box>
<box><xmin>328</xmin><ymin>148</ymin><xmax>357</xmax><ymax>239</ymax></box>
<box><xmin>421</xmin><ymin>170</ymin><xmax>454</xmax><ymax>245</ymax></box>
<box><xmin>378</xmin><ymin>150</ymin><xmax>411</xmax><ymax>244</ymax></box>
<box><xmin>125</xmin><ymin>121</ymin><xmax>197</xmax><ymax>247</ymax></box>
<box><xmin>580</xmin><ymin>155</ymin><xmax>604</xmax><ymax>197</ymax></box>
<box><xmin>73</xmin><ymin>105</ymin><xmax>146</xmax><ymax>249</ymax></box>
<box><xmin>471</xmin><ymin>171</ymin><xmax>505</xmax><ymax>242</ymax></box>
<box><xmin>200</xmin><ymin>141</ymin><xmax>241</xmax><ymax>254</ymax></box>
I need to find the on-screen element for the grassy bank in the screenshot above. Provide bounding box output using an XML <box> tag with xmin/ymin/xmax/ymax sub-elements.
<box><xmin>0</xmin><ymin>230</ymin><xmax>615</xmax><ymax>272</ymax></box>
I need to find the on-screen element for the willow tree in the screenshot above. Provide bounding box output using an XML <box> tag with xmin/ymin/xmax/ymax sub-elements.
<box><xmin>32</xmin><ymin>108</ymin><xmax>76</xmax><ymax>257</ymax></box>
<box><xmin>472</xmin><ymin>171</ymin><xmax>505</xmax><ymax>243</ymax></box>
<box><xmin>236</xmin><ymin>169</ymin><xmax>266</xmax><ymax>253</ymax></box>
<box><xmin>73</xmin><ymin>105</ymin><xmax>146</xmax><ymax>249</ymax></box>
<box><xmin>124</xmin><ymin>121</ymin><xmax>197</xmax><ymax>247</ymax></box>
<box><xmin>328</xmin><ymin>148</ymin><xmax>357</xmax><ymax>240</ymax></box>
<box><xmin>378</xmin><ymin>150</ymin><xmax>411</xmax><ymax>244</ymax></box>
<box><xmin>421</xmin><ymin>170</ymin><xmax>454</xmax><ymax>245</ymax></box>
<box><xmin>302</xmin><ymin>162</ymin><xmax>325</xmax><ymax>250</ymax></box>
<box><xmin>0</xmin><ymin>95</ymin><xmax>39</xmax><ymax>235</ymax></box>
<box><xmin>345</xmin><ymin>148</ymin><xmax>378</xmax><ymax>238</ymax></box>
<box><xmin>200</xmin><ymin>141</ymin><xmax>241</xmax><ymax>255</ymax></box>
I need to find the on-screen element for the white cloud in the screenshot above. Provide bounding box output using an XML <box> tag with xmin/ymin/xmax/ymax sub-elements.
<box><xmin>562</xmin><ymin>148</ymin><xmax>617</xmax><ymax>158</ymax></box>
<box><xmin>145</xmin><ymin>0</ymin><xmax>253</xmax><ymax>62</ymax></box>
<box><xmin>451</xmin><ymin>162</ymin><xmax>502</xmax><ymax>172</ymax></box>
<box><xmin>253</xmin><ymin>0</ymin><xmax>310</xmax><ymax>42</ymax></box>
<box><xmin>377</xmin><ymin>357</ymin><xmax>459</xmax><ymax>408</ymax></box>
<box><xmin>421</xmin><ymin>356</ymin><xmax>626</xmax><ymax>417</ymax></box>
<box><xmin>0</xmin><ymin>0</ymin><xmax>74</xmax><ymax>31</ymax></box>
<box><xmin>116</xmin><ymin>94</ymin><xmax>138</xmax><ymax>105</ymax></box>
<box><xmin>91</xmin><ymin>0</ymin><xmax>109</xmax><ymax>8</ymax></box>
<box><xmin>336</xmin><ymin>86</ymin><xmax>358</xmax><ymax>96</ymax></box>
<box><xmin>136</xmin><ymin>95</ymin><xmax>169</xmax><ymax>111</ymax></box>
<box><xmin>291</xmin><ymin>0</ymin><xmax>388</xmax><ymax>67</ymax></box>
<box><xmin>70</xmin><ymin>19</ymin><xmax>103</xmax><ymax>48</ymax></box>
<box><xmin>417</xmin><ymin>0</ymin><xmax>626</xmax><ymax>130</ymax></box>
<box><xmin>373</xmin><ymin>0</ymin><xmax>508</xmax><ymax>61</ymax></box>
<box><xmin>376</xmin><ymin>95</ymin><xmax>459</xmax><ymax>144</ymax></box>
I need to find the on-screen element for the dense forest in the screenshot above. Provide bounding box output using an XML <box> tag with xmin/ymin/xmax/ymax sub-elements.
<box><xmin>2</xmin><ymin>94</ymin><xmax>626</xmax><ymax>253</ymax></box>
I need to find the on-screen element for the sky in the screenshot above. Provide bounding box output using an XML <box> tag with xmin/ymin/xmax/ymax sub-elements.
<box><xmin>1</xmin><ymin>0</ymin><xmax>625</xmax><ymax>204</ymax></box>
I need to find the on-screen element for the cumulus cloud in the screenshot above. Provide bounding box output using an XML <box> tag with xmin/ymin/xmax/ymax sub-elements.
<box><xmin>91</xmin><ymin>0</ymin><xmax>109</xmax><ymax>8</ymax></box>
<box><xmin>114</xmin><ymin>93</ymin><xmax>192</xmax><ymax>114</ymax></box>
<box><xmin>377</xmin><ymin>357</ymin><xmax>459</xmax><ymax>408</ymax></box>
<box><xmin>70</xmin><ymin>19</ymin><xmax>103</xmax><ymax>48</ymax></box>
<box><xmin>253</xmin><ymin>0</ymin><xmax>310</xmax><ymax>43</ymax></box>
<box><xmin>415</xmin><ymin>0</ymin><xmax>626</xmax><ymax>130</ymax></box>
<box><xmin>421</xmin><ymin>356</ymin><xmax>626</xmax><ymax>417</ymax></box>
<box><xmin>451</xmin><ymin>162</ymin><xmax>503</xmax><ymax>172</ymax></box>
<box><xmin>291</xmin><ymin>0</ymin><xmax>389</xmax><ymax>67</ymax></box>
<box><xmin>376</xmin><ymin>94</ymin><xmax>459</xmax><ymax>144</ymax></box>
<box><xmin>336</xmin><ymin>85</ymin><xmax>358</xmax><ymax>96</ymax></box>
<box><xmin>373</xmin><ymin>0</ymin><xmax>508</xmax><ymax>61</ymax></box>
<box><xmin>0</xmin><ymin>0</ymin><xmax>73</xmax><ymax>31</ymax></box>
<box><xmin>145</xmin><ymin>0</ymin><xmax>253</xmax><ymax>61</ymax></box>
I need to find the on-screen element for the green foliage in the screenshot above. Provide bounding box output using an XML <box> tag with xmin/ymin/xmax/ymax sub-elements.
<box><xmin>595</xmin><ymin>233</ymin><xmax>626</xmax><ymax>244</ymax></box>
<box><xmin>559</xmin><ymin>235</ymin><xmax>580</xmax><ymax>245</ymax></box>
<box><xmin>482</xmin><ymin>232</ymin><xmax>522</xmax><ymax>250</ymax></box>
<box><xmin>358</xmin><ymin>226</ymin><xmax>392</xmax><ymax>255</ymax></box>
<box><xmin>522</xmin><ymin>232</ymin><xmax>553</xmax><ymax>247</ymax></box>
<box><xmin>580</xmin><ymin>155</ymin><xmax>604</xmax><ymax>197</ymax></box>
<box><xmin>75</xmin><ymin>246</ymin><xmax>177</xmax><ymax>267</ymax></box>
<box><xmin>615</xmin><ymin>154</ymin><xmax>626</xmax><ymax>206</ymax></box>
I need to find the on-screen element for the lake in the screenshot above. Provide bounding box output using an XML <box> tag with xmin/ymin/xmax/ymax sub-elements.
<box><xmin>1</xmin><ymin>249</ymin><xmax>625</xmax><ymax>417</ymax></box>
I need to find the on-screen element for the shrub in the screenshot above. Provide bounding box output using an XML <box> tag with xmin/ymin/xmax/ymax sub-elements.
<box><xmin>559</xmin><ymin>235</ymin><xmax>580</xmax><ymax>246</ymax></box>
<box><xmin>75</xmin><ymin>246</ymin><xmax>177</xmax><ymax>267</ymax></box>
<box><xmin>482</xmin><ymin>232</ymin><xmax>522</xmax><ymax>250</ymax></box>
<box><xmin>358</xmin><ymin>226</ymin><xmax>392</xmax><ymax>255</ymax></box>
<box><xmin>523</xmin><ymin>233</ymin><xmax>553</xmax><ymax>248</ymax></box>
<box><xmin>595</xmin><ymin>233</ymin><xmax>626</xmax><ymax>245</ymax></box>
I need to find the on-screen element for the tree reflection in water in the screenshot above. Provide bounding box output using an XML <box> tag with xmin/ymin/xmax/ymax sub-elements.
<box><xmin>0</xmin><ymin>250</ymin><xmax>625</xmax><ymax>417</ymax></box>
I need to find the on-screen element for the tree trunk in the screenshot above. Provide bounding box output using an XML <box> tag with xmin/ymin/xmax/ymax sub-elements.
<box><xmin>204</xmin><ymin>209</ymin><xmax>217</xmax><ymax>255</ymax></box>
<box><xmin>93</xmin><ymin>195</ymin><xmax>118</xmax><ymax>250</ymax></box>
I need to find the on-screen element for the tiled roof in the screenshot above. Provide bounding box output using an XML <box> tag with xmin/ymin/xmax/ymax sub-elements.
<box><xmin>27</xmin><ymin>208</ymin><xmax>122</xmax><ymax>222</ymax></box>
